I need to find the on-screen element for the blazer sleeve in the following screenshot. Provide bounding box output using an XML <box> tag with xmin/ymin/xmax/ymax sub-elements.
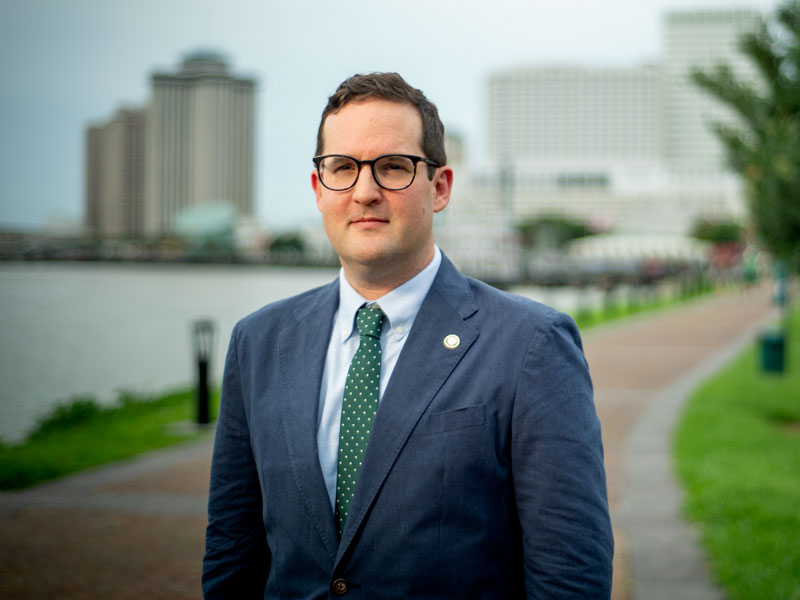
<box><xmin>512</xmin><ymin>311</ymin><xmax>614</xmax><ymax>598</ymax></box>
<box><xmin>202</xmin><ymin>322</ymin><xmax>269</xmax><ymax>599</ymax></box>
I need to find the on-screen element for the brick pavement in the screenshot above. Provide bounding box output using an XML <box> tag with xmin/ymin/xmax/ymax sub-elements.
<box><xmin>584</xmin><ymin>284</ymin><xmax>774</xmax><ymax>599</ymax></box>
<box><xmin>0</xmin><ymin>285</ymin><xmax>775</xmax><ymax>599</ymax></box>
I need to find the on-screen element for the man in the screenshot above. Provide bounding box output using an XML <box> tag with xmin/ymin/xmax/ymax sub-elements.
<box><xmin>203</xmin><ymin>72</ymin><xmax>613</xmax><ymax>599</ymax></box>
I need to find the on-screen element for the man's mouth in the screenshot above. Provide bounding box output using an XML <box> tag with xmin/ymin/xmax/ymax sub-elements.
<box><xmin>350</xmin><ymin>216</ymin><xmax>389</xmax><ymax>228</ymax></box>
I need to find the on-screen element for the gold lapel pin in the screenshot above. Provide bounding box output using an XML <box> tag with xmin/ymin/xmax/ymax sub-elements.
<box><xmin>443</xmin><ymin>334</ymin><xmax>460</xmax><ymax>349</ymax></box>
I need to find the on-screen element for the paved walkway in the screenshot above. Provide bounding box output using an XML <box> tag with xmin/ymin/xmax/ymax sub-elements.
<box><xmin>0</xmin><ymin>285</ymin><xmax>775</xmax><ymax>599</ymax></box>
<box><xmin>582</xmin><ymin>284</ymin><xmax>775</xmax><ymax>599</ymax></box>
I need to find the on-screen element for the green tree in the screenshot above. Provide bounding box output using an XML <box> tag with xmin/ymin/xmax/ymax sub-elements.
<box><xmin>269</xmin><ymin>231</ymin><xmax>306</xmax><ymax>254</ymax></box>
<box><xmin>692</xmin><ymin>1</ymin><xmax>800</xmax><ymax>272</ymax></box>
<box><xmin>516</xmin><ymin>214</ymin><xmax>593</xmax><ymax>250</ymax></box>
<box><xmin>689</xmin><ymin>218</ymin><xmax>743</xmax><ymax>245</ymax></box>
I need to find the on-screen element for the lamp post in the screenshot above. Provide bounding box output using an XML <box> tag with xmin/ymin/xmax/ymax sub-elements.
<box><xmin>192</xmin><ymin>319</ymin><xmax>216</xmax><ymax>425</ymax></box>
<box><xmin>758</xmin><ymin>260</ymin><xmax>789</xmax><ymax>374</ymax></box>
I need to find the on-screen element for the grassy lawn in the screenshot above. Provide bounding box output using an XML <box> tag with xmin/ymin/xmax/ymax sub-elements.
<box><xmin>570</xmin><ymin>277</ymin><xmax>714</xmax><ymax>331</ymax></box>
<box><xmin>674</xmin><ymin>303</ymin><xmax>800</xmax><ymax>599</ymax></box>
<box><xmin>0</xmin><ymin>388</ymin><xmax>219</xmax><ymax>490</ymax></box>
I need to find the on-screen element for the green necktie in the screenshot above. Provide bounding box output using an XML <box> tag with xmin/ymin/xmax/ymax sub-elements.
<box><xmin>335</xmin><ymin>304</ymin><xmax>385</xmax><ymax>536</ymax></box>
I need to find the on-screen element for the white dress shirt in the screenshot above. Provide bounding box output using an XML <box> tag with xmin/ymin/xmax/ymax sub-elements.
<box><xmin>316</xmin><ymin>247</ymin><xmax>442</xmax><ymax>510</ymax></box>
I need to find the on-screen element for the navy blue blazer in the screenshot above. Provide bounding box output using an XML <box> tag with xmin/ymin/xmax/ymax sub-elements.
<box><xmin>203</xmin><ymin>255</ymin><xmax>613</xmax><ymax>599</ymax></box>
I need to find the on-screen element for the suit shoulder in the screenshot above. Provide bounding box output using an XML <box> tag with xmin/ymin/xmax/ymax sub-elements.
<box><xmin>460</xmin><ymin>276</ymin><xmax>584</xmax><ymax>351</ymax></box>
<box><xmin>467</xmin><ymin>276</ymin><xmax>571</xmax><ymax>327</ymax></box>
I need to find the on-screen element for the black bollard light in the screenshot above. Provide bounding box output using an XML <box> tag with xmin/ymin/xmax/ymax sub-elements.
<box><xmin>192</xmin><ymin>319</ymin><xmax>216</xmax><ymax>425</ymax></box>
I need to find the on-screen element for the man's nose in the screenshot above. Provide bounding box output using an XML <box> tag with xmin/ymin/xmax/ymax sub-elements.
<box><xmin>351</xmin><ymin>164</ymin><xmax>382</xmax><ymax>204</ymax></box>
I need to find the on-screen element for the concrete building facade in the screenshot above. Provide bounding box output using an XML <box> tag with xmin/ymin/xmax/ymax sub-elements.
<box><xmin>85</xmin><ymin>108</ymin><xmax>146</xmax><ymax>237</ymax></box>
<box><xmin>664</xmin><ymin>8</ymin><xmax>762</xmax><ymax>171</ymax></box>
<box><xmin>488</xmin><ymin>64</ymin><xmax>664</xmax><ymax>164</ymax></box>
<box><xmin>144</xmin><ymin>52</ymin><xmax>256</xmax><ymax>235</ymax></box>
<box><xmin>435</xmin><ymin>133</ymin><xmax>521</xmax><ymax>283</ymax></box>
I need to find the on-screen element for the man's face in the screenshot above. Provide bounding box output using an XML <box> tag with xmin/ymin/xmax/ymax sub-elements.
<box><xmin>312</xmin><ymin>99</ymin><xmax>451</xmax><ymax>282</ymax></box>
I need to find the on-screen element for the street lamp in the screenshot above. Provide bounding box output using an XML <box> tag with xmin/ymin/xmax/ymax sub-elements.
<box><xmin>192</xmin><ymin>319</ymin><xmax>216</xmax><ymax>425</ymax></box>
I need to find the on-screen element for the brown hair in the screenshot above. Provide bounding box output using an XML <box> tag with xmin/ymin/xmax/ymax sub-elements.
<box><xmin>315</xmin><ymin>72</ymin><xmax>446</xmax><ymax>177</ymax></box>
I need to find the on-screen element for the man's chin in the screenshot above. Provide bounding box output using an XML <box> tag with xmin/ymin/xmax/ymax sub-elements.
<box><xmin>348</xmin><ymin>249</ymin><xmax>393</xmax><ymax>268</ymax></box>
<box><xmin>337</xmin><ymin>241</ymin><xmax>402</xmax><ymax>268</ymax></box>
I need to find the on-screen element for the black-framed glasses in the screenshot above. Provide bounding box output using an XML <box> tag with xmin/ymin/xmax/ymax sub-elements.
<box><xmin>313</xmin><ymin>154</ymin><xmax>440</xmax><ymax>191</ymax></box>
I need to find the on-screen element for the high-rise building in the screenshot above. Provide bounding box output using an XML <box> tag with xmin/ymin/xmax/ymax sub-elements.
<box><xmin>484</xmin><ymin>64</ymin><xmax>667</xmax><ymax>231</ymax></box>
<box><xmin>488</xmin><ymin>65</ymin><xmax>663</xmax><ymax>164</ymax></box>
<box><xmin>85</xmin><ymin>51</ymin><xmax>256</xmax><ymax>237</ymax></box>
<box><xmin>473</xmin><ymin>8</ymin><xmax>764</xmax><ymax>236</ymax></box>
<box><xmin>144</xmin><ymin>51</ymin><xmax>256</xmax><ymax>235</ymax></box>
<box><xmin>664</xmin><ymin>9</ymin><xmax>762</xmax><ymax>170</ymax></box>
<box><xmin>85</xmin><ymin>108</ymin><xmax>146</xmax><ymax>236</ymax></box>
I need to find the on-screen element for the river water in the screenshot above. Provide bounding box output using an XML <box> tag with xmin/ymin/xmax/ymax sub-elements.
<box><xmin>0</xmin><ymin>262</ymin><xmax>602</xmax><ymax>443</ymax></box>
<box><xmin>0</xmin><ymin>262</ymin><xmax>339</xmax><ymax>442</ymax></box>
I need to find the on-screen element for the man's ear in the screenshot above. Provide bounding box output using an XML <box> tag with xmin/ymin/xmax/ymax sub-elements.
<box><xmin>311</xmin><ymin>170</ymin><xmax>323</xmax><ymax>211</ymax></box>
<box><xmin>432</xmin><ymin>166</ymin><xmax>453</xmax><ymax>214</ymax></box>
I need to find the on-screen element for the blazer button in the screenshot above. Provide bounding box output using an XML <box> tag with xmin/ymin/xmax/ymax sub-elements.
<box><xmin>331</xmin><ymin>578</ymin><xmax>349</xmax><ymax>595</ymax></box>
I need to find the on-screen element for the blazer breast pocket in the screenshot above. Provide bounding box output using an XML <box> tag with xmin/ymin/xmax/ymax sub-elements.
<box><xmin>410</xmin><ymin>403</ymin><xmax>485</xmax><ymax>437</ymax></box>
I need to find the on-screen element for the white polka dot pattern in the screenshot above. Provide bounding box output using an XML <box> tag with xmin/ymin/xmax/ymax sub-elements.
<box><xmin>335</xmin><ymin>304</ymin><xmax>384</xmax><ymax>536</ymax></box>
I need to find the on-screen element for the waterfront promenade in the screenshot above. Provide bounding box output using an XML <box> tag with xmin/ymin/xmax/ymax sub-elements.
<box><xmin>0</xmin><ymin>285</ymin><xmax>775</xmax><ymax>599</ymax></box>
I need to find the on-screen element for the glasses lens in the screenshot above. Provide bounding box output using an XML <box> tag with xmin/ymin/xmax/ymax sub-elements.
<box><xmin>374</xmin><ymin>155</ymin><xmax>416</xmax><ymax>190</ymax></box>
<box><xmin>319</xmin><ymin>156</ymin><xmax>358</xmax><ymax>190</ymax></box>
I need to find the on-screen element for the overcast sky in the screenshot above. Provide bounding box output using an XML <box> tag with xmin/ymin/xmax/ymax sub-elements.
<box><xmin>0</xmin><ymin>0</ymin><xmax>780</xmax><ymax>232</ymax></box>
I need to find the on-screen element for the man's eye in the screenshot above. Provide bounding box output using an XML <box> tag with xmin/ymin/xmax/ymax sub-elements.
<box><xmin>328</xmin><ymin>161</ymin><xmax>355</xmax><ymax>173</ymax></box>
<box><xmin>379</xmin><ymin>159</ymin><xmax>412</xmax><ymax>173</ymax></box>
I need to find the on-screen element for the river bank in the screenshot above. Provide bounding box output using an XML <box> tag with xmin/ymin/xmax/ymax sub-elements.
<box><xmin>0</xmin><ymin>261</ymin><xmax>717</xmax><ymax>443</ymax></box>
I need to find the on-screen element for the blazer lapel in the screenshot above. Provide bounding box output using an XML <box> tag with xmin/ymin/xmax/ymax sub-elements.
<box><xmin>336</xmin><ymin>257</ymin><xmax>480</xmax><ymax>562</ymax></box>
<box><xmin>278</xmin><ymin>280</ymin><xmax>340</xmax><ymax>562</ymax></box>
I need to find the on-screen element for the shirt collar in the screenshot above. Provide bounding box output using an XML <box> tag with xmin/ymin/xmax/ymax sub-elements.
<box><xmin>336</xmin><ymin>246</ymin><xmax>442</xmax><ymax>344</ymax></box>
